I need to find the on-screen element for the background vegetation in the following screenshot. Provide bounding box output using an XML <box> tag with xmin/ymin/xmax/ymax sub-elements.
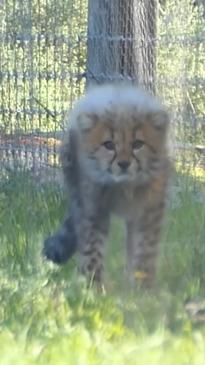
<box><xmin>158</xmin><ymin>0</ymin><xmax>205</xmax><ymax>145</ymax></box>
<box><xmin>0</xmin><ymin>0</ymin><xmax>204</xmax><ymax>141</ymax></box>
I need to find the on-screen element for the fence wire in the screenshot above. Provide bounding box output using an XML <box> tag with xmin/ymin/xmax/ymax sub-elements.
<box><xmin>0</xmin><ymin>0</ymin><xmax>87</xmax><ymax>180</ymax></box>
<box><xmin>0</xmin><ymin>0</ymin><xmax>205</xmax><ymax>182</ymax></box>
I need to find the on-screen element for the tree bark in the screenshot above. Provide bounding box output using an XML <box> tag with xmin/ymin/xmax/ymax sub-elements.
<box><xmin>86</xmin><ymin>0</ymin><xmax>157</xmax><ymax>94</ymax></box>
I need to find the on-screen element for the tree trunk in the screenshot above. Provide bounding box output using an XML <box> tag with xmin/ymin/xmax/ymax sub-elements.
<box><xmin>86</xmin><ymin>0</ymin><xmax>157</xmax><ymax>94</ymax></box>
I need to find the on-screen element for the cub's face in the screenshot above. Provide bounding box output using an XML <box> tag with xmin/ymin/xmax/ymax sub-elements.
<box><xmin>75</xmin><ymin>108</ymin><xmax>169</xmax><ymax>185</ymax></box>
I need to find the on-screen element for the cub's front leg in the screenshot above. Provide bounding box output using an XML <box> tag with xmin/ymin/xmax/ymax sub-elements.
<box><xmin>126</xmin><ymin>177</ymin><xmax>167</xmax><ymax>287</ymax></box>
<box><xmin>76</xmin><ymin>212</ymin><xmax>109</xmax><ymax>284</ymax></box>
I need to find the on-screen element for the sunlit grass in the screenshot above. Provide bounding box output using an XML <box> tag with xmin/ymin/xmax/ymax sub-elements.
<box><xmin>176</xmin><ymin>162</ymin><xmax>205</xmax><ymax>182</ymax></box>
<box><xmin>0</xmin><ymin>168</ymin><xmax>205</xmax><ymax>364</ymax></box>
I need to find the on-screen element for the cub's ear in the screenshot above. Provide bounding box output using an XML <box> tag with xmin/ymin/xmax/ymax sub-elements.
<box><xmin>76</xmin><ymin>113</ymin><xmax>99</xmax><ymax>132</ymax></box>
<box><xmin>148</xmin><ymin>110</ymin><xmax>170</xmax><ymax>133</ymax></box>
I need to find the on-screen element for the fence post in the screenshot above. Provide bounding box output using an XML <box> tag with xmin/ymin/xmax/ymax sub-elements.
<box><xmin>86</xmin><ymin>0</ymin><xmax>157</xmax><ymax>93</ymax></box>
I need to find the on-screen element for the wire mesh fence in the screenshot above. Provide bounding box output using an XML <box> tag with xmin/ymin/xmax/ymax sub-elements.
<box><xmin>0</xmin><ymin>0</ymin><xmax>87</xmax><ymax>181</ymax></box>
<box><xmin>0</xmin><ymin>0</ymin><xmax>205</xmax><ymax>182</ymax></box>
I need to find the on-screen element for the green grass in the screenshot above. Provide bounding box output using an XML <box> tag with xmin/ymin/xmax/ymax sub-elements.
<box><xmin>1</xmin><ymin>169</ymin><xmax>205</xmax><ymax>364</ymax></box>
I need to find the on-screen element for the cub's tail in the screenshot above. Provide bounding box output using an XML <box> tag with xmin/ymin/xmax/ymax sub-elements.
<box><xmin>43</xmin><ymin>216</ymin><xmax>77</xmax><ymax>264</ymax></box>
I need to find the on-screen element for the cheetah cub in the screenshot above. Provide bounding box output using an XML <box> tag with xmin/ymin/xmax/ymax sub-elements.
<box><xmin>44</xmin><ymin>84</ymin><xmax>170</xmax><ymax>287</ymax></box>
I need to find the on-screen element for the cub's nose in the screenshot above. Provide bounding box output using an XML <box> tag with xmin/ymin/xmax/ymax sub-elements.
<box><xmin>117</xmin><ymin>160</ymin><xmax>131</xmax><ymax>171</ymax></box>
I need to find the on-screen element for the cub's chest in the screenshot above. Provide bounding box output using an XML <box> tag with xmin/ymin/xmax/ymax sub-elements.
<box><xmin>109</xmin><ymin>185</ymin><xmax>143</xmax><ymax>218</ymax></box>
<box><xmin>121</xmin><ymin>186</ymin><xmax>136</xmax><ymax>203</ymax></box>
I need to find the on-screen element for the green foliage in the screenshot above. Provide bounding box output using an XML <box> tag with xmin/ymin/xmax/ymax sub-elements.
<box><xmin>1</xmin><ymin>170</ymin><xmax>205</xmax><ymax>364</ymax></box>
<box><xmin>0</xmin><ymin>0</ymin><xmax>88</xmax><ymax>134</ymax></box>
<box><xmin>158</xmin><ymin>0</ymin><xmax>205</xmax><ymax>144</ymax></box>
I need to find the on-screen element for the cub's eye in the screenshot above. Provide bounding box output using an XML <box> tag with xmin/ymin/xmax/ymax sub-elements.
<box><xmin>102</xmin><ymin>141</ymin><xmax>115</xmax><ymax>151</ymax></box>
<box><xmin>132</xmin><ymin>140</ymin><xmax>145</xmax><ymax>150</ymax></box>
